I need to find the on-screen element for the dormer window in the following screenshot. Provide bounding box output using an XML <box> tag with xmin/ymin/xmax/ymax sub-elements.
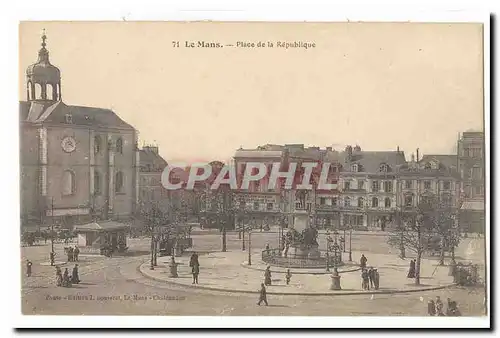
<box><xmin>424</xmin><ymin>162</ymin><xmax>432</xmax><ymax>170</ymax></box>
<box><xmin>65</xmin><ymin>113</ymin><xmax>73</xmax><ymax>124</ymax></box>
<box><xmin>379</xmin><ymin>164</ymin><xmax>390</xmax><ymax>172</ymax></box>
<box><xmin>351</xmin><ymin>164</ymin><xmax>358</xmax><ymax>172</ymax></box>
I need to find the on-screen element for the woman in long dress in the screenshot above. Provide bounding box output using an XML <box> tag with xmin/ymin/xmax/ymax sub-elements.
<box><xmin>264</xmin><ymin>266</ymin><xmax>272</xmax><ymax>286</ymax></box>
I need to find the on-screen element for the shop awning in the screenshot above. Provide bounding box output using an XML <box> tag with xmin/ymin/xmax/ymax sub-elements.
<box><xmin>74</xmin><ymin>221</ymin><xmax>130</xmax><ymax>232</ymax></box>
<box><xmin>460</xmin><ymin>200</ymin><xmax>485</xmax><ymax>211</ymax></box>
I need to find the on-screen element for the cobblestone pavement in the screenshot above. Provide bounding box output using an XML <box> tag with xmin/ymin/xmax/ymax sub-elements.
<box><xmin>21</xmin><ymin>232</ymin><xmax>488</xmax><ymax>316</ymax></box>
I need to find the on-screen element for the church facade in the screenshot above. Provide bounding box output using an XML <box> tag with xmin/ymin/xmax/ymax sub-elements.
<box><xmin>20</xmin><ymin>32</ymin><xmax>139</xmax><ymax>229</ymax></box>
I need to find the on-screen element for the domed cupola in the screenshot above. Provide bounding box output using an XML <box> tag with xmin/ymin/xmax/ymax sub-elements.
<box><xmin>26</xmin><ymin>30</ymin><xmax>62</xmax><ymax>102</ymax></box>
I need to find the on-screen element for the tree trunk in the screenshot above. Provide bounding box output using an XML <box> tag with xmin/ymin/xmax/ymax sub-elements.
<box><xmin>222</xmin><ymin>228</ymin><xmax>227</xmax><ymax>252</ymax></box>
<box><xmin>415</xmin><ymin>251</ymin><xmax>422</xmax><ymax>285</ymax></box>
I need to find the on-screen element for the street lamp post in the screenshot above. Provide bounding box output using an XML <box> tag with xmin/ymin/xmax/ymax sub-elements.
<box><xmin>348</xmin><ymin>228</ymin><xmax>353</xmax><ymax>262</ymax></box>
<box><xmin>333</xmin><ymin>230</ymin><xmax>339</xmax><ymax>268</ymax></box>
<box><xmin>248</xmin><ymin>230</ymin><xmax>252</xmax><ymax>265</ymax></box>
<box><xmin>49</xmin><ymin>197</ymin><xmax>55</xmax><ymax>266</ymax></box>
<box><xmin>242</xmin><ymin>224</ymin><xmax>246</xmax><ymax>251</ymax></box>
<box><xmin>325</xmin><ymin>229</ymin><xmax>331</xmax><ymax>272</ymax></box>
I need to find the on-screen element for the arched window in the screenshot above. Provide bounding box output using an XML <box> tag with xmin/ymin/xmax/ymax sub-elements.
<box><xmin>344</xmin><ymin>197</ymin><xmax>350</xmax><ymax>207</ymax></box>
<box><xmin>116</xmin><ymin>138</ymin><xmax>123</xmax><ymax>154</ymax></box>
<box><xmin>62</xmin><ymin>170</ymin><xmax>75</xmax><ymax>196</ymax></box>
<box><xmin>351</xmin><ymin>164</ymin><xmax>358</xmax><ymax>172</ymax></box>
<box><xmin>94</xmin><ymin>171</ymin><xmax>101</xmax><ymax>195</ymax></box>
<box><xmin>46</xmin><ymin>84</ymin><xmax>54</xmax><ymax>100</ymax></box>
<box><xmin>35</xmin><ymin>83</ymin><xmax>42</xmax><ymax>100</ymax></box>
<box><xmin>385</xmin><ymin>197</ymin><xmax>391</xmax><ymax>208</ymax></box>
<box><xmin>372</xmin><ymin>197</ymin><xmax>378</xmax><ymax>207</ymax></box>
<box><xmin>379</xmin><ymin>164</ymin><xmax>389</xmax><ymax>172</ymax></box>
<box><xmin>115</xmin><ymin>171</ymin><xmax>124</xmax><ymax>193</ymax></box>
<box><xmin>94</xmin><ymin>135</ymin><xmax>101</xmax><ymax>154</ymax></box>
<box><xmin>357</xmin><ymin>197</ymin><xmax>364</xmax><ymax>208</ymax></box>
<box><xmin>424</xmin><ymin>162</ymin><xmax>432</xmax><ymax>170</ymax></box>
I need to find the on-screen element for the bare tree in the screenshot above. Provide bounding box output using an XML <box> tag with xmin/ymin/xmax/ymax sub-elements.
<box><xmin>388</xmin><ymin>196</ymin><xmax>446</xmax><ymax>285</ymax></box>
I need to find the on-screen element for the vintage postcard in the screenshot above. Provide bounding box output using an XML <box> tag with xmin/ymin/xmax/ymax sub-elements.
<box><xmin>17</xmin><ymin>20</ymin><xmax>488</xmax><ymax>327</ymax></box>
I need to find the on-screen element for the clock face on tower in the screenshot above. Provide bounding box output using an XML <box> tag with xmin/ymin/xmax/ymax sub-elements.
<box><xmin>61</xmin><ymin>136</ymin><xmax>76</xmax><ymax>153</ymax></box>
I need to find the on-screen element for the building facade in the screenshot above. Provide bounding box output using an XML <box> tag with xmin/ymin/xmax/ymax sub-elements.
<box><xmin>138</xmin><ymin>145</ymin><xmax>169</xmax><ymax>216</ymax></box>
<box><xmin>457</xmin><ymin>131</ymin><xmax>485</xmax><ymax>233</ymax></box>
<box><xmin>397</xmin><ymin>154</ymin><xmax>461</xmax><ymax>225</ymax></box>
<box><xmin>20</xmin><ymin>33</ymin><xmax>139</xmax><ymax>229</ymax></box>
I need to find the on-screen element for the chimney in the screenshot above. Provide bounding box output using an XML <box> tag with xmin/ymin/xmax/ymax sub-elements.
<box><xmin>416</xmin><ymin>148</ymin><xmax>420</xmax><ymax>162</ymax></box>
<box><xmin>411</xmin><ymin>153</ymin><xmax>415</xmax><ymax>162</ymax></box>
<box><xmin>397</xmin><ymin>146</ymin><xmax>400</xmax><ymax>153</ymax></box>
<box><xmin>345</xmin><ymin>145</ymin><xmax>353</xmax><ymax>163</ymax></box>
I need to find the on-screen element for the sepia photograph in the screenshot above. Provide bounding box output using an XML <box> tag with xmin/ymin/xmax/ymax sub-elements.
<box><xmin>15</xmin><ymin>17</ymin><xmax>489</xmax><ymax>328</ymax></box>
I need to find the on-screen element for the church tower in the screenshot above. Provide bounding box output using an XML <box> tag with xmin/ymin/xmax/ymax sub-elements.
<box><xmin>26</xmin><ymin>30</ymin><xmax>62</xmax><ymax>102</ymax></box>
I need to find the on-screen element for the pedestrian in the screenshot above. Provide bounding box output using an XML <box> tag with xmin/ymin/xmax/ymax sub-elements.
<box><xmin>26</xmin><ymin>260</ymin><xmax>32</xmax><ymax>277</ymax></box>
<box><xmin>74</xmin><ymin>246</ymin><xmax>80</xmax><ymax>262</ymax></box>
<box><xmin>56</xmin><ymin>268</ymin><xmax>63</xmax><ymax>287</ymax></box>
<box><xmin>265</xmin><ymin>243</ymin><xmax>270</xmax><ymax>251</ymax></box>
<box><xmin>192</xmin><ymin>263</ymin><xmax>200</xmax><ymax>284</ymax></box>
<box><xmin>361</xmin><ymin>269</ymin><xmax>369</xmax><ymax>290</ymax></box>
<box><xmin>285</xmin><ymin>269</ymin><xmax>292</xmax><ymax>285</ymax></box>
<box><xmin>63</xmin><ymin>268</ymin><xmax>71</xmax><ymax>287</ymax></box>
<box><xmin>67</xmin><ymin>247</ymin><xmax>73</xmax><ymax>262</ymax></box>
<box><xmin>435</xmin><ymin>296</ymin><xmax>444</xmax><ymax>316</ymax></box>
<box><xmin>407</xmin><ymin>259</ymin><xmax>416</xmax><ymax>278</ymax></box>
<box><xmin>446</xmin><ymin>301</ymin><xmax>461</xmax><ymax>316</ymax></box>
<box><xmin>427</xmin><ymin>300</ymin><xmax>436</xmax><ymax>316</ymax></box>
<box><xmin>264</xmin><ymin>266</ymin><xmax>272</xmax><ymax>286</ymax></box>
<box><xmin>71</xmin><ymin>264</ymin><xmax>80</xmax><ymax>284</ymax></box>
<box><xmin>360</xmin><ymin>254</ymin><xmax>367</xmax><ymax>269</ymax></box>
<box><xmin>368</xmin><ymin>267</ymin><xmax>375</xmax><ymax>289</ymax></box>
<box><xmin>257</xmin><ymin>283</ymin><xmax>268</xmax><ymax>306</ymax></box>
<box><xmin>373</xmin><ymin>268</ymin><xmax>380</xmax><ymax>290</ymax></box>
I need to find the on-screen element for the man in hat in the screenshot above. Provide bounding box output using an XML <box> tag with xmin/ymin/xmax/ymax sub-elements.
<box><xmin>257</xmin><ymin>283</ymin><xmax>268</xmax><ymax>306</ymax></box>
<box><xmin>264</xmin><ymin>266</ymin><xmax>272</xmax><ymax>286</ymax></box>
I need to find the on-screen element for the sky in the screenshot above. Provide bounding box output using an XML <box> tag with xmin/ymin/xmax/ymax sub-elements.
<box><xmin>19</xmin><ymin>22</ymin><xmax>484</xmax><ymax>163</ymax></box>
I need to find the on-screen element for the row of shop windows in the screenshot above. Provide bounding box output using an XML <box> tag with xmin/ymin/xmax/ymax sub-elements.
<box><xmin>319</xmin><ymin>196</ymin><xmax>393</xmax><ymax>208</ymax></box>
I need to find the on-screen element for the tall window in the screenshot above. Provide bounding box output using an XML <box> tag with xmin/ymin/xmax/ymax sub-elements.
<box><xmin>116</xmin><ymin>137</ymin><xmax>123</xmax><ymax>154</ymax></box>
<box><xmin>115</xmin><ymin>171</ymin><xmax>124</xmax><ymax>193</ymax></box>
<box><xmin>62</xmin><ymin>170</ymin><xmax>75</xmax><ymax>196</ymax></box>
<box><xmin>357</xmin><ymin>197</ymin><xmax>364</xmax><ymax>208</ymax></box>
<box><xmin>358</xmin><ymin>180</ymin><xmax>365</xmax><ymax>190</ymax></box>
<box><xmin>332</xmin><ymin>197</ymin><xmax>337</xmax><ymax>206</ymax></box>
<box><xmin>404</xmin><ymin>195</ymin><xmax>413</xmax><ymax>207</ymax></box>
<box><xmin>472</xmin><ymin>167</ymin><xmax>482</xmax><ymax>180</ymax></box>
<box><xmin>351</xmin><ymin>164</ymin><xmax>358</xmax><ymax>172</ymax></box>
<box><xmin>424</xmin><ymin>181</ymin><xmax>431</xmax><ymax>189</ymax></box>
<box><xmin>405</xmin><ymin>180</ymin><xmax>412</xmax><ymax>189</ymax></box>
<box><xmin>320</xmin><ymin>197</ymin><xmax>326</xmax><ymax>205</ymax></box>
<box><xmin>372</xmin><ymin>180</ymin><xmax>379</xmax><ymax>192</ymax></box>
<box><xmin>443</xmin><ymin>181</ymin><xmax>451</xmax><ymax>190</ymax></box>
<box><xmin>372</xmin><ymin>197</ymin><xmax>378</xmax><ymax>207</ymax></box>
<box><xmin>384</xmin><ymin>181</ymin><xmax>393</xmax><ymax>193</ymax></box>
<box><xmin>344</xmin><ymin>180</ymin><xmax>351</xmax><ymax>190</ymax></box>
<box><xmin>384</xmin><ymin>197</ymin><xmax>391</xmax><ymax>208</ymax></box>
<box><xmin>94</xmin><ymin>135</ymin><xmax>101</xmax><ymax>154</ymax></box>
<box><xmin>94</xmin><ymin>171</ymin><xmax>101</xmax><ymax>195</ymax></box>
<box><xmin>344</xmin><ymin>197</ymin><xmax>350</xmax><ymax>207</ymax></box>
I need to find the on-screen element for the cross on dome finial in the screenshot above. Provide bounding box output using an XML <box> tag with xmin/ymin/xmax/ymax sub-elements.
<box><xmin>41</xmin><ymin>29</ymin><xmax>47</xmax><ymax>48</ymax></box>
